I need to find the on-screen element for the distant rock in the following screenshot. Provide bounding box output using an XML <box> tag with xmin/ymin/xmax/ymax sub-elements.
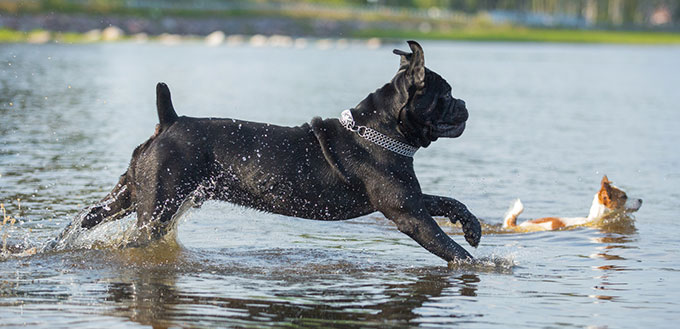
<box><xmin>316</xmin><ymin>38</ymin><xmax>334</xmax><ymax>50</ymax></box>
<box><xmin>102</xmin><ymin>26</ymin><xmax>124</xmax><ymax>41</ymax></box>
<box><xmin>366</xmin><ymin>37</ymin><xmax>381</xmax><ymax>49</ymax></box>
<box><xmin>269</xmin><ymin>35</ymin><xmax>293</xmax><ymax>47</ymax></box>
<box><xmin>294</xmin><ymin>38</ymin><xmax>308</xmax><ymax>49</ymax></box>
<box><xmin>249</xmin><ymin>34</ymin><xmax>267</xmax><ymax>47</ymax></box>
<box><xmin>132</xmin><ymin>33</ymin><xmax>149</xmax><ymax>43</ymax></box>
<box><xmin>158</xmin><ymin>33</ymin><xmax>182</xmax><ymax>45</ymax></box>
<box><xmin>205</xmin><ymin>31</ymin><xmax>225</xmax><ymax>46</ymax></box>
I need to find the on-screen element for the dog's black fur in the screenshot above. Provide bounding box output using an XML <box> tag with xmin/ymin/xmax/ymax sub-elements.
<box><xmin>78</xmin><ymin>41</ymin><xmax>481</xmax><ymax>262</ymax></box>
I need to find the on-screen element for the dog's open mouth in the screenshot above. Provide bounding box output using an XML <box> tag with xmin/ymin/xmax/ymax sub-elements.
<box><xmin>435</xmin><ymin>122</ymin><xmax>466</xmax><ymax>138</ymax></box>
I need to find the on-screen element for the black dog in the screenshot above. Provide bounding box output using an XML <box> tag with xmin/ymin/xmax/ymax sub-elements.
<box><xmin>76</xmin><ymin>41</ymin><xmax>481</xmax><ymax>262</ymax></box>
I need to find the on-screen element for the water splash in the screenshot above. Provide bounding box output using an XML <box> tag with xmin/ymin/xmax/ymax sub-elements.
<box><xmin>39</xmin><ymin>195</ymin><xmax>196</xmax><ymax>254</ymax></box>
<box><xmin>448</xmin><ymin>253</ymin><xmax>516</xmax><ymax>273</ymax></box>
<box><xmin>41</xmin><ymin>213</ymin><xmax>138</xmax><ymax>252</ymax></box>
<box><xmin>1</xmin><ymin>203</ymin><xmax>18</xmax><ymax>253</ymax></box>
<box><xmin>587</xmin><ymin>211</ymin><xmax>638</xmax><ymax>235</ymax></box>
<box><xmin>0</xmin><ymin>201</ymin><xmax>38</xmax><ymax>259</ymax></box>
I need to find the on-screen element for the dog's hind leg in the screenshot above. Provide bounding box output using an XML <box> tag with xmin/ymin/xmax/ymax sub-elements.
<box><xmin>422</xmin><ymin>194</ymin><xmax>481</xmax><ymax>248</ymax></box>
<box><xmin>134</xmin><ymin>192</ymin><xmax>194</xmax><ymax>242</ymax></box>
<box><xmin>132</xmin><ymin>158</ymin><xmax>203</xmax><ymax>241</ymax></box>
<box><xmin>134</xmin><ymin>182</ymin><xmax>199</xmax><ymax>241</ymax></box>
<box><xmin>80</xmin><ymin>172</ymin><xmax>134</xmax><ymax>229</ymax></box>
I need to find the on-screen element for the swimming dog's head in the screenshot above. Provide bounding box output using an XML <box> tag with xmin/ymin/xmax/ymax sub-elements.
<box><xmin>595</xmin><ymin>175</ymin><xmax>642</xmax><ymax>214</ymax></box>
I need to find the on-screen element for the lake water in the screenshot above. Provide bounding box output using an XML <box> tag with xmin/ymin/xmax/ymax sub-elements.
<box><xmin>1</xmin><ymin>41</ymin><xmax>679</xmax><ymax>328</ymax></box>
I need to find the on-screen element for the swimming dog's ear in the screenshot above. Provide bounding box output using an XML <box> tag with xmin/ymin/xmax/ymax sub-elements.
<box><xmin>393</xmin><ymin>40</ymin><xmax>425</xmax><ymax>90</ymax></box>
<box><xmin>601</xmin><ymin>175</ymin><xmax>611</xmax><ymax>186</ymax></box>
<box><xmin>598</xmin><ymin>180</ymin><xmax>612</xmax><ymax>206</ymax></box>
<box><xmin>599</xmin><ymin>176</ymin><xmax>612</xmax><ymax>203</ymax></box>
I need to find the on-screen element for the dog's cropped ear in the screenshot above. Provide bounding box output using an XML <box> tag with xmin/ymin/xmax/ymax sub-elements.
<box><xmin>393</xmin><ymin>40</ymin><xmax>425</xmax><ymax>90</ymax></box>
<box><xmin>407</xmin><ymin>41</ymin><xmax>425</xmax><ymax>89</ymax></box>
<box><xmin>392</xmin><ymin>49</ymin><xmax>411</xmax><ymax>67</ymax></box>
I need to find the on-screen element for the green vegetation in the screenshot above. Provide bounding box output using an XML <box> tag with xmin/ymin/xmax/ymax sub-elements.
<box><xmin>0</xmin><ymin>28</ymin><xmax>25</xmax><ymax>43</ymax></box>
<box><xmin>0</xmin><ymin>28</ymin><xmax>99</xmax><ymax>43</ymax></box>
<box><xmin>356</xmin><ymin>27</ymin><xmax>680</xmax><ymax>44</ymax></box>
<box><xmin>3</xmin><ymin>0</ymin><xmax>677</xmax><ymax>27</ymax></box>
<box><xmin>3</xmin><ymin>26</ymin><xmax>680</xmax><ymax>44</ymax></box>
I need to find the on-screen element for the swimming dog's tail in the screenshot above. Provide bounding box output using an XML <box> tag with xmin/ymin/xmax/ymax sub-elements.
<box><xmin>156</xmin><ymin>82</ymin><xmax>178</xmax><ymax>132</ymax></box>
<box><xmin>503</xmin><ymin>198</ymin><xmax>524</xmax><ymax>228</ymax></box>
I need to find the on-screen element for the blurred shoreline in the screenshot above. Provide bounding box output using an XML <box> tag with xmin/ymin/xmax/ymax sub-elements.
<box><xmin>3</xmin><ymin>27</ymin><xmax>680</xmax><ymax>46</ymax></box>
<box><xmin>2</xmin><ymin>3</ymin><xmax>680</xmax><ymax>45</ymax></box>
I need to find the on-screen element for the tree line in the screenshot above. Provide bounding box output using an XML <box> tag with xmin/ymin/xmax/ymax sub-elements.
<box><xmin>2</xmin><ymin>0</ymin><xmax>677</xmax><ymax>28</ymax></box>
<box><xmin>293</xmin><ymin>0</ymin><xmax>679</xmax><ymax>27</ymax></box>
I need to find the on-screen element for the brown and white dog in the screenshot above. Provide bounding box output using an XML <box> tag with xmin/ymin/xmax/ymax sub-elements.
<box><xmin>502</xmin><ymin>176</ymin><xmax>642</xmax><ymax>231</ymax></box>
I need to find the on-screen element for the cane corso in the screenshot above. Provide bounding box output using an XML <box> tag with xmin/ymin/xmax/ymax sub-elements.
<box><xmin>76</xmin><ymin>41</ymin><xmax>481</xmax><ymax>262</ymax></box>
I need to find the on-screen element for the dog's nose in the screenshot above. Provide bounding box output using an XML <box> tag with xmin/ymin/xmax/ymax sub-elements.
<box><xmin>456</xmin><ymin>99</ymin><xmax>466</xmax><ymax>109</ymax></box>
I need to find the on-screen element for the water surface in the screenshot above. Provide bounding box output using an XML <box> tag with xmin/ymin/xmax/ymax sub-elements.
<box><xmin>1</xmin><ymin>41</ymin><xmax>679</xmax><ymax>328</ymax></box>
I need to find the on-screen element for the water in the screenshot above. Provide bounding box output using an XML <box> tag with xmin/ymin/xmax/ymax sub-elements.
<box><xmin>1</xmin><ymin>41</ymin><xmax>679</xmax><ymax>328</ymax></box>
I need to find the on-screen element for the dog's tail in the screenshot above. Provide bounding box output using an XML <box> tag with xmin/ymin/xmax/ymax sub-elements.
<box><xmin>503</xmin><ymin>198</ymin><xmax>524</xmax><ymax>228</ymax></box>
<box><xmin>156</xmin><ymin>82</ymin><xmax>178</xmax><ymax>132</ymax></box>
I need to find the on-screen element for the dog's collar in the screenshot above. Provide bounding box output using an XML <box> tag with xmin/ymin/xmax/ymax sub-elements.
<box><xmin>339</xmin><ymin>109</ymin><xmax>419</xmax><ymax>158</ymax></box>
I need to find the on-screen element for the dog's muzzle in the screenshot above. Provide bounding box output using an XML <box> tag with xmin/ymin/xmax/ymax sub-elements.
<box><xmin>624</xmin><ymin>197</ymin><xmax>643</xmax><ymax>212</ymax></box>
<box><xmin>435</xmin><ymin>99</ymin><xmax>468</xmax><ymax>138</ymax></box>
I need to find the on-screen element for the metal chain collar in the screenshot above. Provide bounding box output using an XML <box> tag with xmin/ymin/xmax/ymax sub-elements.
<box><xmin>339</xmin><ymin>109</ymin><xmax>419</xmax><ymax>158</ymax></box>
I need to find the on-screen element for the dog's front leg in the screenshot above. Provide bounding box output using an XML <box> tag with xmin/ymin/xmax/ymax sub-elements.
<box><xmin>384</xmin><ymin>207</ymin><xmax>473</xmax><ymax>262</ymax></box>
<box><xmin>422</xmin><ymin>194</ymin><xmax>481</xmax><ymax>248</ymax></box>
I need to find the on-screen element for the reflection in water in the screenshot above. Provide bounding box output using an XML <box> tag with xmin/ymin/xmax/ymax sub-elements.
<box><xmin>106</xmin><ymin>268</ymin><xmax>181</xmax><ymax>328</ymax></box>
<box><xmin>589</xmin><ymin>214</ymin><xmax>638</xmax><ymax>268</ymax></box>
<box><xmin>457</xmin><ymin>274</ymin><xmax>480</xmax><ymax>297</ymax></box>
<box><xmin>588</xmin><ymin>213</ymin><xmax>638</xmax><ymax>303</ymax></box>
<box><xmin>102</xmin><ymin>257</ymin><xmax>483</xmax><ymax>327</ymax></box>
<box><xmin>83</xmin><ymin>241</ymin><xmax>489</xmax><ymax>328</ymax></box>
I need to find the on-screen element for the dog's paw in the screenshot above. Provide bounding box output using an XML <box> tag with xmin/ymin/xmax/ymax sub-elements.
<box><xmin>462</xmin><ymin>215</ymin><xmax>482</xmax><ymax>247</ymax></box>
<box><xmin>452</xmin><ymin>211</ymin><xmax>481</xmax><ymax>248</ymax></box>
